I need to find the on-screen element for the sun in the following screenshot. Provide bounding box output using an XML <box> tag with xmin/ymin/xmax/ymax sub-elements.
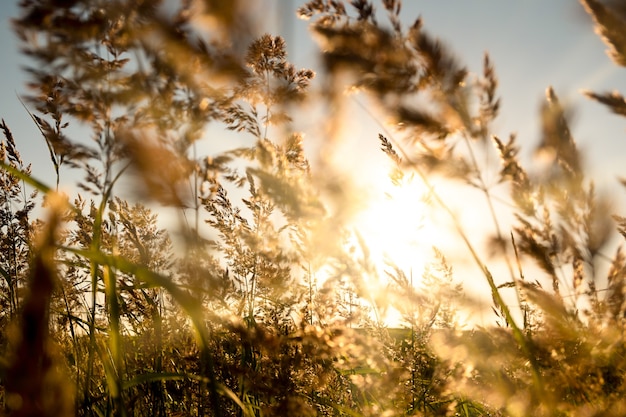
<box><xmin>351</xmin><ymin>171</ymin><xmax>438</xmax><ymax>283</ymax></box>
<box><xmin>339</xmin><ymin>170</ymin><xmax>446</xmax><ymax>327</ymax></box>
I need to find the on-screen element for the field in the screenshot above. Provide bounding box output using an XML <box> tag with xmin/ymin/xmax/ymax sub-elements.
<box><xmin>3</xmin><ymin>1</ymin><xmax>626</xmax><ymax>416</ymax></box>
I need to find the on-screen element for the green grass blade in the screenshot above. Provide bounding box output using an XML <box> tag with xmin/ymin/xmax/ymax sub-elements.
<box><xmin>60</xmin><ymin>246</ymin><xmax>224</xmax><ymax>416</ymax></box>
<box><xmin>124</xmin><ymin>373</ymin><xmax>252</xmax><ymax>415</ymax></box>
<box><xmin>0</xmin><ymin>160</ymin><xmax>52</xmax><ymax>195</ymax></box>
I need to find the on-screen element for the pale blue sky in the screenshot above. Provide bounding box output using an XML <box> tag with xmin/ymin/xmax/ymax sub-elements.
<box><xmin>2</xmin><ymin>1</ymin><xmax>626</xmax><ymax>202</ymax></box>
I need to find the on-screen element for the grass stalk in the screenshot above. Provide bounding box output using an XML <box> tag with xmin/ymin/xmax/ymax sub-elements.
<box><xmin>61</xmin><ymin>246</ymin><xmax>225</xmax><ymax>416</ymax></box>
<box><xmin>103</xmin><ymin>264</ymin><xmax>125</xmax><ymax>416</ymax></box>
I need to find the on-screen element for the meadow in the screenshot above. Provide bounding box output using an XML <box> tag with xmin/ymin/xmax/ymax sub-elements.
<box><xmin>2</xmin><ymin>1</ymin><xmax>626</xmax><ymax>416</ymax></box>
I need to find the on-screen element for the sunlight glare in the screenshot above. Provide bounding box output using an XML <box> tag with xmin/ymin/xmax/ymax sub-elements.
<box><xmin>351</xmin><ymin>172</ymin><xmax>436</xmax><ymax>285</ymax></box>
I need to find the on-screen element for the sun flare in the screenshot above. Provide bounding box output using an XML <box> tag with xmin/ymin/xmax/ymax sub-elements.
<box><xmin>351</xmin><ymin>172</ymin><xmax>438</xmax><ymax>284</ymax></box>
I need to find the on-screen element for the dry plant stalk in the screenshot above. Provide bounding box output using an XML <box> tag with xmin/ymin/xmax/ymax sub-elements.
<box><xmin>5</xmin><ymin>194</ymin><xmax>74</xmax><ymax>417</ymax></box>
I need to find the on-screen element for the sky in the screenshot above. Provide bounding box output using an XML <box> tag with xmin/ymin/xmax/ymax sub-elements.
<box><xmin>2</xmin><ymin>1</ymin><xmax>625</xmax><ymax>187</ymax></box>
<box><xmin>3</xmin><ymin>2</ymin><xmax>626</xmax><ymax>181</ymax></box>
<box><xmin>2</xmin><ymin>1</ymin><xmax>626</xmax><ymax>324</ymax></box>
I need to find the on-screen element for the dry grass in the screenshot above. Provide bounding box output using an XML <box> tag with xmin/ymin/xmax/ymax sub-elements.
<box><xmin>2</xmin><ymin>1</ymin><xmax>626</xmax><ymax>416</ymax></box>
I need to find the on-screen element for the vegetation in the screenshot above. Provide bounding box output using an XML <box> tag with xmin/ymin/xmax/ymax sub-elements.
<box><xmin>2</xmin><ymin>0</ymin><xmax>626</xmax><ymax>416</ymax></box>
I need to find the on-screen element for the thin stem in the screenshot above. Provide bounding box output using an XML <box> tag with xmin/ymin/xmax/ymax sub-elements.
<box><xmin>308</xmin><ymin>262</ymin><xmax>314</xmax><ymax>325</ymax></box>
<box><xmin>17</xmin><ymin>95</ymin><xmax>61</xmax><ymax>191</ymax></box>
<box><xmin>461</xmin><ymin>133</ymin><xmax>516</xmax><ymax>282</ymax></box>
<box><xmin>263</xmin><ymin>69</ymin><xmax>271</xmax><ymax>140</ymax></box>
<box><xmin>193</xmin><ymin>143</ymin><xmax>200</xmax><ymax>239</ymax></box>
